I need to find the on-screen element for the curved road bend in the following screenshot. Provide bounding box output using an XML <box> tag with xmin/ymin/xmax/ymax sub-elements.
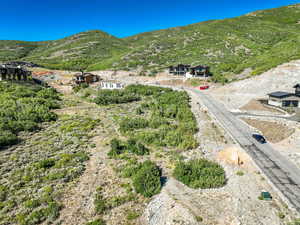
<box><xmin>189</xmin><ymin>88</ymin><xmax>300</xmax><ymax>212</ymax></box>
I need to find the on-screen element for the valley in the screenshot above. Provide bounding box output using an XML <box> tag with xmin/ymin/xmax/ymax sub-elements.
<box><xmin>1</xmin><ymin>58</ymin><xmax>300</xmax><ymax>224</ymax></box>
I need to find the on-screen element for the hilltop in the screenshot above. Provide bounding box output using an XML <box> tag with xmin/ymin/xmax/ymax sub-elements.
<box><xmin>1</xmin><ymin>4</ymin><xmax>300</xmax><ymax>80</ymax></box>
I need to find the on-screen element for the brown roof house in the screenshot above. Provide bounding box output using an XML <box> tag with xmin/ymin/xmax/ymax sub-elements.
<box><xmin>73</xmin><ymin>72</ymin><xmax>100</xmax><ymax>85</ymax></box>
<box><xmin>268</xmin><ymin>84</ymin><xmax>300</xmax><ymax>108</ymax></box>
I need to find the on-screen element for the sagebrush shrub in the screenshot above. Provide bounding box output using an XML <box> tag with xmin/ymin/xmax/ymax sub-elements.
<box><xmin>173</xmin><ymin>159</ymin><xmax>226</xmax><ymax>189</ymax></box>
<box><xmin>131</xmin><ymin>161</ymin><xmax>162</xmax><ymax>197</ymax></box>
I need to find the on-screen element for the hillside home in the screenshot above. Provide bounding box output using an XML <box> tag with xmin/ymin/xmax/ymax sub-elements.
<box><xmin>0</xmin><ymin>64</ymin><xmax>32</xmax><ymax>81</ymax></box>
<box><xmin>268</xmin><ymin>84</ymin><xmax>300</xmax><ymax>108</ymax></box>
<box><xmin>169</xmin><ymin>64</ymin><xmax>191</xmax><ymax>75</ymax></box>
<box><xmin>169</xmin><ymin>64</ymin><xmax>211</xmax><ymax>77</ymax></box>
<box><xmin>99</xmin><ymin>81</ymin><xmax>124</xmax><ymax>89</ymax></box>
<box><xmin>190</xmin><ymin>65</ymin><xmax>210</xmax><ymax>77</ymax></box>
<box><xmin>73</xmin><ymin>72</ymin><xmax>99</xmax><ymax>84</ymax></box>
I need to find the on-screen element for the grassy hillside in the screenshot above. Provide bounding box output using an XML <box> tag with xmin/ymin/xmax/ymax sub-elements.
<box><xmin>106</xmin><ymin>4</ymin><xmax>300</xmax><ymax>79</ymax></box>
<box><xmin>24</xmin><ymin>30</ymin><xmax>129</xmax><ymax>70</ymax></box>
<box><xmin>0</xmin><ymin>41</ymin><xmax>40</xmax><ymax>61</ymax></box>
<box><xmin>1</xmin><ymin>4</ymin><xmax>300</xmax><ymax>80</ymax></box>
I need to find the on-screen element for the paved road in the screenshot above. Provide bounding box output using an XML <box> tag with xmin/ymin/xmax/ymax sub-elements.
<box><xmin>190</xmin><ymin>88</ymin><xmax>300</xmax><ymax>212</ymax></box>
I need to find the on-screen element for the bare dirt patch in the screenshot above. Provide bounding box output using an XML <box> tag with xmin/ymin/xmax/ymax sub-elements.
<box><xmin>242</xmin><ymin>118</ymin><xmax>295</xmax><ymax>143</ymax></box>
<box><xmin>240</xmin><ymin>99</ymin><xmax>284</xmax><ymax>114</ymax></box>
<box><xmin>217</xmin><ymin>145</ymin><xmax>254</xmax><ymax>171</ymax></box>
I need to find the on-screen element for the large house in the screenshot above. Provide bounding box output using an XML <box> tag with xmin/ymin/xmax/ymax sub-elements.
<box><xmin>190</xmin><ymin>65</ymin><xmax>210</xmax><ymax>77</ymax></box>
<box><xmin>73</xmin><ymin>72</ymin><xmax>100</xmax><ymax>84</ymax></box>
<box><xmin>169</xmin><ymin>64</ymin><xmax>210</xmax><ymax>77</ymax></box>
<box><xmin>0</xmin><ymin>64</ymin><xmax>32</xmax><ymax>81</ymax></box>
<box><xmin>268</xmin><ymin>84</ymin><xmax>300</xmax><ymax>108</ymax></box>
<box><xmin>169</xmin><ymin>64</ymin><xmax>191</xmax><ymax>75</ymax></box>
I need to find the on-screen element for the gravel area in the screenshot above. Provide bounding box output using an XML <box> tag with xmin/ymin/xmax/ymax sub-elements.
<box><xmin>210</xmin><ymin>60</ymin><xmax>300</xmax><ymax>110</ymax></box>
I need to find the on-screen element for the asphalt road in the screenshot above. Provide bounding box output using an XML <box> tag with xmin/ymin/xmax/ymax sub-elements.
<box><xmin>190</xmin><ymin>88</ymin><xmax>300</xmax><ymax>212</ymax></box>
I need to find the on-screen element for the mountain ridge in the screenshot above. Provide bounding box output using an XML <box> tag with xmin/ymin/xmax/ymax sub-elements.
<box><xmin>1</xmin><ymin>3</ymin><xmax>300</xmax><ymax>81</ymax></box>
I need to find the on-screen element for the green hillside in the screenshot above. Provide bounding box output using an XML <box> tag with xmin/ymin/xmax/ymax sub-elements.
<box><xmin>108</xmin><ymin>4</ymin><xmax>300</xmax><ymax>79</ymax></box>
<box><xmin>1</xmin><ymin>4</ymin><xmax>300</xmax><ymax>80</ymax></box>
<box><xmin>0</xmin><ymin>40</ymin><xmax>40</xmax><ymax>61</ymax></box>
<box><xmin>24</xmin><ymin>30</ymin><xmax>129</xmax><ymax>70</ymax></box>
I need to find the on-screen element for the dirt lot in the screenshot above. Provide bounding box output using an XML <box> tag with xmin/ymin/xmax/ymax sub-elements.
<box><xmin>240</xmin><ymin>99</ymin><xmax>285</xmax><ymax>115</ymax></box>
<box><xmin>241</xmin><ymin>118</ymin><xmax>295</xmax><ymax>143</ymax></box>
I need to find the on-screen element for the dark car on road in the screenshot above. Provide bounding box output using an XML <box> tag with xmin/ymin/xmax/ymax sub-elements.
<box><xmin>252</xmin><ymin>134</ymin><xmax>266</xmax><ymax>144</ymax></box>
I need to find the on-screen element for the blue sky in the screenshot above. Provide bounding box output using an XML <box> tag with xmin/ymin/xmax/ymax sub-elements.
<box><xmin>1</xmin><ymin>0</ymin><xmax>299</xmax><ymax>41</ymax></box>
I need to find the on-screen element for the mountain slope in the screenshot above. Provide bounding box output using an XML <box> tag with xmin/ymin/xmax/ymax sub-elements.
<box><xmin>24</xmin><ymin>30</ymin><xmax>129</xmax><ymax>70</ymax></box>
<box><xmin>0</xmin><ymin>30</ymin><xmax>128</xmax><ymax>70</ymax></box>
<box><xmin>0</xmin><ymin>40</ymin><xmax>40</xmax><ymax>61</ymax></box>
<box><xmin>104</xmin><ymin>4</ymin><xmax>300</xmax><ymax>79</ymax></box>
<box><xmin>1</xmin><ymin>4</ymin><xmax>300</xmax><ymax>80</ymax></box>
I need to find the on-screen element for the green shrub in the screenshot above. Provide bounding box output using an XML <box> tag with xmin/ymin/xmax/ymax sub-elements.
<box><xmin>132</xmin><ymin>161</ymin><xmax>162</xmax><ymax>197</ymax></box>
<box><xmin>108</xmin><ymin>138</ymin><xmax>149</xmax><ymax>158</ymax></box>
<box><xmin>236</xmin><ymin>171</ymin><xmax>244</xmax><ymax>176</ymax></box>
<box><xmin>0</xmin><ymin>82</ymin><xmax>60</xmax><ymax>148</ymax></box>
<box><xmin>126</xmin><ymin>139</ymin><xmax>149</xmax><ymax>156</ymax></box>
<box><xmin>126</xmin><ymin>210</ymin><xmax>140</xmax><ymax>220</ymax></box>
<box><xmin>116</xmin><ymin>86</ymin><xmax>198</xmax><ymax>150</ymax></box>
<box><xmin>288</xmin><ymin>219</ymin><xmax>300</xmax><ymax>225</ymax></box>
<box><xmin>0</xmin><ymin>185</ymin><xmax>7</xmax><ymax>202</ymax></box>
<box><xmin>94</xmin><ymin>89</ymin><xmax>140</xmax><ymax>105</ymax></box>
<box><xmin>278</xmin><ymin>212</ymin><xmax>285</xmax><ymax>219</ymax></box>
<box><xmin>35</xmin><ymin>159</ymin><xmax>56</xmax><ymax>169</ymax></box>
<box><xmin>173</xmin><ymin>159</ymin><xmax>226</xmax><ymax>189</ymax></box>
<box><xmin>119</xmin><ymin>117</ymin><xmax>149</xmax><ymax>133</ymax></box>
<box><xmin>94</xmin><ymin>193</ymin><xmax>107</xmax><ymax>214</ymax></box>
<box><xmin>0</xmin><ymin>131</ymin><xmax>18</xmax><ymax>147</ymax></box>
<box><xmin>73</xmin><ymin>83</ymin><xmax>89</xmax><ymax>93</ymax></box>
<box><xmin>195</xmin><ymin>216</ymin><xmax>203</xmax><ymax>222</ymax></box>
<box><xmin>86</xmin><ymin>219</ymin><xmax>106</xmax><ymax>225</ymax></box>
<box><xmin>24</xmin><ymin>199</ymin><xmax>41</xmax><ymax>209</ymax></box>
<box><xmin>108</xmin><ymin>138</ymin><xmax>126</xmax><ymax>157</ymax></box>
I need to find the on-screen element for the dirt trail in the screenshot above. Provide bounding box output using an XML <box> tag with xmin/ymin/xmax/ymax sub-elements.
<box><xmin>57</xmin><ymin>131</ymin><xmax>112</xmax><ymax>224</ymax></box>
<box><xmin>52</xmin><ymin>95</ymin><xmax>117</xmax><ymax>224</ymax></box>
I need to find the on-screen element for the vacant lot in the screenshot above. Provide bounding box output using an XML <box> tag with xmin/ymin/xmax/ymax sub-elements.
<box><xmin>242</xmin><ymin>118</ymin><xmax>295</xmax><ymax>143</ymax></box>
<box><xmin>240</xmin><ymin>99</ymin><xmax>285</xmax><ymax>115</ymax></box>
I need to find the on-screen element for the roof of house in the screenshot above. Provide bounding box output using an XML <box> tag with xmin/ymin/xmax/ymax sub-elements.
<box><xmin>74</xmin><ymin>72</ymin><xmax>97</xmax><ymax>77</ymax></box>
<box><xmin>268</xmin><ymin>91</ymin><xmax>293</xmax><ymax>98</ymax></box>
<box><xmin>191</xmin><ymin>65</ymin><xmax>209</xmax><ymax>69</ymax></box>
<box><xmin>294</xmin><ymin>84</ymin><xmax>300</xmax><ymax>88</ymax></box>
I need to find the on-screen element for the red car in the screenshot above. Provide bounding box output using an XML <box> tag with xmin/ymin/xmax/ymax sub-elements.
<box><xmin>198</xmin><ymin>85</ymin><xmax>209</xmax><ymax>90</ymax></box>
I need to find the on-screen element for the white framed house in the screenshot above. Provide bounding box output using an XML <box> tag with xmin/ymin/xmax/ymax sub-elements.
<box><xmin>99</xmin><ymin>81</ymin><xmax>124</xmax><ymax>90</ymax></box>
<box><xmin>268</xmin><ymin>84</ymin><xmax>300</xmax><ymax>108</ymax></box>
